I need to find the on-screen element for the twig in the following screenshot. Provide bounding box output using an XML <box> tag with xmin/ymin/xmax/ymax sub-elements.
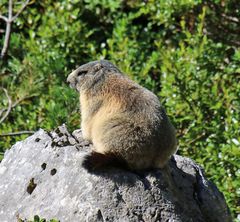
<box><xmin>0</xmin><ymin>130</ymin><xmax>35</xmax><ymax>137</ymax></box>
<box><xmin>0</xmin><ymin>15</ymin><xmax>8</xmax><ymax>22</ymax></box>
<box><xmin>221</xmin><ymin>13</ymin><xmax>239</xmax><ymax>24</ymax></box>
<box><xmin>0</xmin><ymin>87</ymin><xmax>12</xmax><ymax>124</ymax></box>
<box><xmin>11</xmin><ymin>0</ymin><xmax>30</xmax><ymax>22</ymax></box>
<box><xmin>0</xmin><ymin>94</ymin><xmax>37</xmax><ymax>123</ymax></box>
<box><xmin>1</xmin><ymin>0</ymin><xmax>13</xmax><ymax>59</ymax></box>
<box><xmin>12</xmin><ymin>95</ymin><xmax>34</xmax><ymax>108</ymax></box>
<box><xmin>0</xmin><ymin>71</ymin><xmax>11</xmax><ymax>77</ymax></box>
<box><xmin>0</xmin><ymin>0</ymin><xmax>30</xmax><ymax>59</ymax></box>
<box><xmin>187</xmin><ymin>132</ymin><xmax>206</xmax><ymax>146</ymax></box>
<box><xmin>0</xmin><ymin>94</ymin><xmax>36</xmax><ymax>117</ymax></box>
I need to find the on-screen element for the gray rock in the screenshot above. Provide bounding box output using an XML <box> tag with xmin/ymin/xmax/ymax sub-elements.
<box><xmin>0</xmin><ymin>125</ymin><xmax>232</xmax><ymax>222</ymax></box>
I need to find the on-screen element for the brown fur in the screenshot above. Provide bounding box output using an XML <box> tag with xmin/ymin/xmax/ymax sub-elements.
<box><xmin>67</xmin><ymin>60</ymin><xmax>177</xmax><ymax>171</ymax></box>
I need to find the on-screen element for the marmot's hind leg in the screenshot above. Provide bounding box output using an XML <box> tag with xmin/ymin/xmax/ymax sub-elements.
<box><xmin>82</xmin><ymin>152</ymin><xmax>128</xmax><ymax>172</ymax></box>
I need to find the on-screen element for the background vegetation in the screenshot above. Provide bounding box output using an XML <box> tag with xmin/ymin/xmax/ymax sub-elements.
<box><xmin>0</xmin><ymin>0</ymin><xmax>239</xmax><ymax>220</ymax></box>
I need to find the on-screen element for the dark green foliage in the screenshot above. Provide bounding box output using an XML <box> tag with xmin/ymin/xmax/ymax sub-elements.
<box><xmin>18</xmin><ymin>214</ymin><xmax>59</xmax><ymax>222</ymax></box>
<box><xmin>0</xmin><ymin>0</ymin><xmax>239</xmax><ymax>219</ymax></box>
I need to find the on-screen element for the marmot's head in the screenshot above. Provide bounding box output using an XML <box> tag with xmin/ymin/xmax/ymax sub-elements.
<box><xmin>67</xmin><ymin>60</ymin><xmax>121</xmax><ymax>92</ymax></box>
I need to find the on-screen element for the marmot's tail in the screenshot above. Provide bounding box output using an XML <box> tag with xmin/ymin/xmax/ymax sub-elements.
<box><xmin>82</xmin><ymin>151</ymin><xmax>128</xmax><ymax>172</ymax></box>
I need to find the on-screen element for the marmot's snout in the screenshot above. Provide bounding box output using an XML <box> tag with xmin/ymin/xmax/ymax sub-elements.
<box><xmin>67</xmin><ymin>67</ymin><xmax>88</xmax><ymax>90</ymax></box>
<box><xmin>66</xmin><ymin>70</ymin><xmax>77</xmax><ymax>89</ymax></box>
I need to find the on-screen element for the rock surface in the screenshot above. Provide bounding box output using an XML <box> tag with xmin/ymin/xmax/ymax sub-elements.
<box><xmin>0</xmin><ymin>125</ymin><xmax>232</xmax><ymax>222</ymax></box>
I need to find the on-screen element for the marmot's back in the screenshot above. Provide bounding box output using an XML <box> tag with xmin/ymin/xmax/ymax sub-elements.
<box><xmin>67</xmin><ymin>60</ymin><xmax>177</xmax><ymax>171</ymax></box>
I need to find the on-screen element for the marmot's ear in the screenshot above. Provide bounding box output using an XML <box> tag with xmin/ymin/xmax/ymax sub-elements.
<box><xmin>90</xmin><ymin>69</ymin><xmax>105</xmax><ymax>86</ymax></box>
<box><xmin>93</xmin><ymin>63</ymin><xmax>103</xmax><ymax>73</ymax></box>
<box><xmin>86</xmin><ymin>63</ymin><xmax>103</xmax><ymax>76</ymax></box>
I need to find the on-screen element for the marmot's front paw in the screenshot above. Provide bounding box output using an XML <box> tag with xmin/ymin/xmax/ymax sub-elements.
<box><xmin>82</xmin><ymin>152</ymin><xmax>107</xmax><ymax>172</ymax></box>
<box><xmin>82</xmin><ymin>152</ymin><xmax>128</xmax><ymax>172</ymax></box>
<box><xmin>82</xmin><ymin>153</ymin><xmax>95</xmax><ymax>172</ymax></box>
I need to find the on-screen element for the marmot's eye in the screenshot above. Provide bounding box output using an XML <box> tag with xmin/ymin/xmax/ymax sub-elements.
<box><xmin>77</xmin><ymin>70</ymin><xmax>88</xmax><ymax>76</ymax></box>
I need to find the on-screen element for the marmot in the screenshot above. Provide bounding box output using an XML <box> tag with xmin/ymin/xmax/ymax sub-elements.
<box><xmin>67</xmin><ymin>60</ymin><xmax>177</xmax><ymax>171</ymax></box>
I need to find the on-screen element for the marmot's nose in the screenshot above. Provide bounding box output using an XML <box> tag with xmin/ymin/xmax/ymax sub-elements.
<box><xmin>66</xmin><ymin>73</ymin><xmax>72</xmax><ymax>84</ymax></box>
<box><xmin>66</xmin><ymin>69</ymin><xmax>76</xmax><ymax>85</ymax></box>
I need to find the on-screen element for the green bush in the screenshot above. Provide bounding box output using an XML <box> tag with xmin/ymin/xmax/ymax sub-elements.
<box><xmin>18</xmin><ymin>214</ymin><xmax>59</xmax><ymax>222</ymax></box>
<box><xmin>0</xmin><ymin>0</ymin><xmax>239</xmax><ymax>219</ymax></box>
